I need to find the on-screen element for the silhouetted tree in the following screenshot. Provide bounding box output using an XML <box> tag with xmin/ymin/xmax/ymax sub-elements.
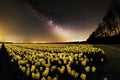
<box><xmin>87</xmin><ymin>7</ymin><xmax>120</xmax><ymax>44</ymax></box>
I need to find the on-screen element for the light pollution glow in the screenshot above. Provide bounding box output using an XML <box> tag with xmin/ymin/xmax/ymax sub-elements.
<box><xmin>0</xmin><ymin>20</ymin><xmax>87</xmax><ymax>43</ymax></box>
<box><xmin>0</xmin><ymin>1</ymin><xmax>92</xmax><ymax>43</ymax></box>
<box><xmin>48</xmin><ymin>20</ymin><xmax>85</xmax><ymax>42</ymax></box>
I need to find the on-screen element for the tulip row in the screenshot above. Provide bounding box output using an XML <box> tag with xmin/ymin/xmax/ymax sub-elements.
<box><xmin>5</xmin><ymin>44</ymin><xmax>105</xmax><ymax>80</ymax></box>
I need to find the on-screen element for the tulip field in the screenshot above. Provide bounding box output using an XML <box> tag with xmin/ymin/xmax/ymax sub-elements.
<box><xmin>4</xmin><ymin>44</ymin><xmax>105</xmax><ymax>80</ymax></box>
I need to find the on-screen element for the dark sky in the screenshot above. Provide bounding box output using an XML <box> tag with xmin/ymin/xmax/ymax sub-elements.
<box><xmin>0</xmin><ymin>0</ymin><xmax>111</xmax><ymax>42</ymax></box>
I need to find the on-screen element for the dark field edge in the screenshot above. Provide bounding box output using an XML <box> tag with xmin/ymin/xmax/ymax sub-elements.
<box><xmin>0</xmin><ymin>43</ymin><xmax>24</xmax><ymax>80</ymax></box>
<box><xmin>93</xmin><ymin>44</ymin><xmax>120</xmax><ymax>80</ymax></box>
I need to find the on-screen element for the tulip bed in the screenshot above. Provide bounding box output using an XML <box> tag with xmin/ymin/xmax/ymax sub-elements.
<box><xmin>5</xmin><ymin>44</ymin><xmax>105</xmax><ymax>80</ymax></box>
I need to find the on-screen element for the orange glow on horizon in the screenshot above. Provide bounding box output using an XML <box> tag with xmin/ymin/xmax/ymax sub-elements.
<box><xmin>0</xmin><ymin>22</ymin><xmax>86</xmax><ymax>43</ymax></box>
<box><xmin>0</xmin><ymin>24</ymin><xmax>5</xmax><ymax>42</ymax></box>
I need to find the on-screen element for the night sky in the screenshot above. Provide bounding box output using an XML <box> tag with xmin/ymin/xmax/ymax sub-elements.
<box><xmin>0</xmin><ymin>0</ymin><xmax>111</xmax><ymax>43</ymax></box>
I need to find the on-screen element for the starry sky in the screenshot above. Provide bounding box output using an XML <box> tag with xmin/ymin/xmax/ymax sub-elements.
<box><xmin>0</xmin><ymin>0</ymin><xmax>111</xmax><ymax>43</ymax></box>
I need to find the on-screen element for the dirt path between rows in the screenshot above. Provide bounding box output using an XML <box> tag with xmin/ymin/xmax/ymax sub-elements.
<box><xmin>94</xmin><ymin>44</ymin><xmax>120</xmax><ymax>80</ymax></box>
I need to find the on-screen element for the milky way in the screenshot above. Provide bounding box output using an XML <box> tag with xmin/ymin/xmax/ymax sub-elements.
<box><xmin>0</xmin><ymin>0</ymin><xmax>111</xmax><ymax>42</ymax></box>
